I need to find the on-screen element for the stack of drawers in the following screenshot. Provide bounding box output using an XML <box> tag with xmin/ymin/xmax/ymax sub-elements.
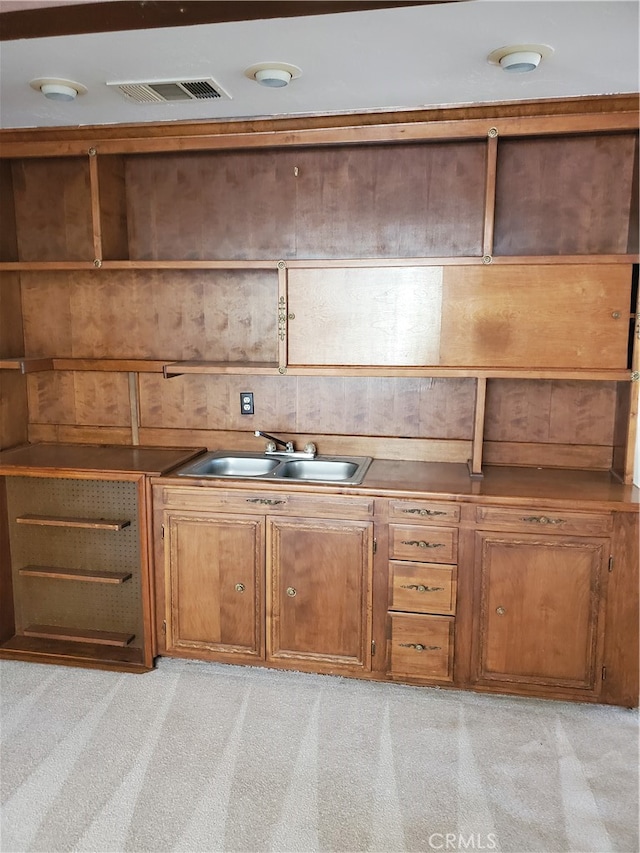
<box><xmin>387</xmin><ymin>499</ymin><xmax>459</xmax><ymax>683</ymax></box>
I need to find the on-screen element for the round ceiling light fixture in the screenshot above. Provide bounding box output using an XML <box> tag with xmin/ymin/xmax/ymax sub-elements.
<box><xmin>30</xmin><ymin>77</ymin><xmax>87</xmax><ymax>101</ymax></box>
<box><xmin>487</xmin><ymin>44</ymin><xmax>554</xmax><ymax>73</ymax></box>
<box><xmin>244</xmin><ymin>62</ymin><xmax>302</xmax><ymax>88</ymax></box>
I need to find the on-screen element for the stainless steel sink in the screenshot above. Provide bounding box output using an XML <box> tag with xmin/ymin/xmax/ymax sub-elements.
<box><xmin>174</xmin><ymin>451</ymin><xmax>372</xmax><ymax>485</ymax></box>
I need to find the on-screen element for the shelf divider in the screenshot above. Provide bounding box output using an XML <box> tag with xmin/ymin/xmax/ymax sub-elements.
<box><xmin>19</xmin><ymin>565</ymin><xmax>132</xmax><ymax>583</ymax></box>
<box><xmin>16</xmin><ymin>514</ymin><xmax>131</xmax><ymax>531</ymax></box>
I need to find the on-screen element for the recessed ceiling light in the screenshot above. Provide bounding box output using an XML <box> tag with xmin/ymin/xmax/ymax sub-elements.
<box><xmin>487</xmin><ymin>44</ymin><xmax>554</xmax><ymax>73</ymax></box>
<box><xmin>30</xmin><ymin>77</ymin><xmax>87</xmax><ymax>101</ymax></box>
<box><xmin>244</xmin><ymin>62</ymin><xmax>302</xmax><ymax>88</ymax></box>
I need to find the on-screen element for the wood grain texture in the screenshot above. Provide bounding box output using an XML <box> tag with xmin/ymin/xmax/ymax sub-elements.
<box><xmin>0</xmin><ymin>372</ymin><xmax>28</xmax><ymax>450</ymax></box>
<box><xmin>0</xmin><ymin>478</ymin><xmax>15</xmax><ymax>642</ymax></box>
<box><xmin>0</xmin><ymin>161</ymin><xmax>18</xmax><ymax>262</ymax></box>
<box><xmin>627</xmin><ymin>136</ymin><xmax>639</xmax><ymax>254</ymax></box>
<box><xmin>0</xmin><ymin>272</ymin><xmax>24</xmax><ymax>357</ymax></box>
<box><xmin>27</xmin><ymin>372</ymin><xmax>131</xmax><ymax>427</ymax></box>
<box><xmin>440</xmin><ymin>266</ymin><xmax>631</xmax><ymax>369</ymax></box>
<box><xmin>96</xmin><ymin>155</ymin><xmax>129</xmax><ymax>261</ymax></box>
<box><xmin>388</xmin><ymin>613</ymin><xmax>454</xmax><ymax>681</ymax></box>
<box><xmin>494</xmin><ymin>134</ymin><xmax>637</xmax><ymax>256</ymax></box>
<box><xmin>482</xmin><ymin>441</ymin><xmax>613</xmax><ymax>471</ymax></box>
<box><xmin>11</xmin><ymin>158</ymin><xmax>93</xmax><ymax>261</ymax></box>
<box><xmin>388</xmin><ymin>561</ymin><xmax>457</xmax><ymax>615</ymax></box>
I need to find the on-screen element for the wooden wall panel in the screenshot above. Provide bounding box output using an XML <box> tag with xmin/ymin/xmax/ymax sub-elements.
<box><xmin>97</xmin><ymin>155</ymin><xmax>129</xmax><ymax>261</ymax></box>
<box><xmin>294</xmin><ymin>141</ymin><xmax>486</xmax><ymax>258</ymax></box>
<box><xmin>484</xmin><ymin>380</ymin><xmax>616</xmax><ymax>445</ymax></box>
<box><xmin>11</xmin><ymin>158</ymin><xmax>93</xmax><ymax>261</ymax></box>
<box><xmin>139</xmin><ymin>374</ymin><xmax>475</xmax><ymax>439</ymax></box>
<box><xmin>27</xmin><ymin>372</ymin><xmax>131</xmax><ymax>426</ymax></box>
<box><xmin>627</xmin><ymin>137</ymin><xmax>639</xmax><ymax>254</ymax></box>
<box><xmin>21</xmin><ymin>270</ymin><xmax>278</xmax><ymax>361</ymax></box>
<box><xmin>0</xmin><ymin>373</ymin><xmax>28</xmax><ymax>450</ymax></box>
<box><xmin>0</xmin><ymin>161</ymin><xmax>18</xmax><ymax>262</ymax></box>
<box><xmin>126</xmin><ymin>150</ymin><xmax>297</xmax><ymax>261</ymax></box>
<box><xmin>494</xmin><ymin>133</ymin><xmax>637</xmax><ymax>256</ymax></box>
<box><xmin>0</xmin><ymin>272</ymin><xmax>24</xmax><ymax>357</ymax></box>
<box><xmin>440</xmin><ymin>265</ymin><xmax>631</xmax><ymax>369</ymax></box>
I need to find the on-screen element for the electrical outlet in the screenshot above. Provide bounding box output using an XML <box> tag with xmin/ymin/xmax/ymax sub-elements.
<box><xmin>240</xmin><ymin>392</ymin><xmax>254</xmax><ymax>415</ymax></box>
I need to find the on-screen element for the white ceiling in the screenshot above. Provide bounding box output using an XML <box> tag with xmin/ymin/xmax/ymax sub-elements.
<box><xmin>0</xmin><ymin>0</ymin><xmax>638</xmax><ymax>130</ymax></box>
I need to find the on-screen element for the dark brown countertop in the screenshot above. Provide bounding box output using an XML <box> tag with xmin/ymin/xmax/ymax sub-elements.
<box><xmin>0</xmin><ymin>443</ymin><xmax>205</xmax><ymax>477</ymax></box>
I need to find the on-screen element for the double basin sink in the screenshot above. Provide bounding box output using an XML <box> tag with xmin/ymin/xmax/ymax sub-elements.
<box><xmin>174</xmin><ymin>450</ymin><xmax>372</xmax><ymax>485</ymax></box>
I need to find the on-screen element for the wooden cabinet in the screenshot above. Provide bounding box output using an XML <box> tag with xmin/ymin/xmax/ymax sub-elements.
<box><xmin>472</xmin><ymin>508</ymin><xmax>611</xmax><ymax>699</ymax></box>
<box><xmin>156</xmin><ymin>486</ymin><xmax>374</xmax><ymax>674</ymax></box>
<box><xmin>386</xmin><ymin>499</ymin><xmax>459</xmax><ymax>684</ymax></box>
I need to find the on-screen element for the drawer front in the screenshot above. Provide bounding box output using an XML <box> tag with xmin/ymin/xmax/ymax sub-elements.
<box><xmin>389</xmin><ymin>614</ymin><xmax>454</xmax><ymax>682</ymax></box>
<box><xmin>475</xmin><ymin>505</ymin><xmax>612</xmax><ymax>536</ymax></box>
<box><xmin>158</xmin><ymin>486</ymin><xmax>373</xmax><ymax>519</ymax></box>
<box><xmin>389</xmin><ymin>524</ymin><xmax>458</xmax><ymax>563</ymax></box>
<box><xmin>388</xmin><ymin>499</ymin><xmax>460</xmax><ymax>524</ymax></box>
<box><xmin>389</xmin><ymin>562</ymin><xmax>457</xmax><ymax>615</ymax></box>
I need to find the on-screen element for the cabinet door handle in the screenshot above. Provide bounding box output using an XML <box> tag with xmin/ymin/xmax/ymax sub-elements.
<box><xmin>401</xmin><ymin>508</ymin><xmax>446</xmax><ymax>517</ymax></box>
<box><xmin>235</xmin><ymin>583</ymin><xmax>245</xmax><ymax>593</ymax></box>
<box><xmin>399</xmin><ymin>643</ymin><xmax>441</xmax><ymax>652</ymax></box>
<box><xmin>401</xmin><ymin>540</ymin><xmax>445</xmax><ymax>549</ymax></box>
<box><xmin>401</xmin><ymin>584</ymin><xmax>445</xmax><ymax>593</ymax></box>
<box><xmin>520</xmin><ymin>515</ymin><xmax>564</xmax><ymax>525</ymax></box>
<box><xmin>246</xmin><ymin>498</ymin><xmax>286</xmax><ymax>506</ymax></box>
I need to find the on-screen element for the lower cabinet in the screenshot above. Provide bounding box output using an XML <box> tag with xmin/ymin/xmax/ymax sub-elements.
<box><xmin>157</xmin><ymin>488</ymin><xmax>374</xmax><ymax>675</ymax></box>
<box><xmin>472</xmin><ymin>529</ymin><xmax>609</xmax><ymax>699</ymax></box>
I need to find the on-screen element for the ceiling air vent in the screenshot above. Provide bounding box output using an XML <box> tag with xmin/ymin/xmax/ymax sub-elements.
<box><xmin>106</xmin><ymin>78</ymin><xmax>231</xmax><ymax>104</ymax></box>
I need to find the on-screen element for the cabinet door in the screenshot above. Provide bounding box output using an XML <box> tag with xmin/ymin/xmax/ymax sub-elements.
<box><xmin>474</xmin><ymin>532</ymin><xmax>608</xmax><ymax>695</ymax></box>
<box><xmin>267</xmin><ymin>516</ymin><xmax>373</xmax><ymax>670</ymax></box>
<box><xmin>164</xmin><ymin>512</ymin><xmax>264</xmax><ymax>659</ymax></box>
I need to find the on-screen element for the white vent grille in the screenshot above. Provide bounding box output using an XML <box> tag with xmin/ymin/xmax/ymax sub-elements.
<box><xmin>107</xmin><ymin>78</ymin><xmax>231</xmax><ymax>103</ymax></box>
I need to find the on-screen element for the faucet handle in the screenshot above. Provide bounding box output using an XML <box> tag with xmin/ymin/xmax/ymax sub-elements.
<box><xmin>303</xmin><ymin>442</ymin><xmax>317</xmax><ymax>456</ymax></box>
<box><xmin>264</xmin><ymin>441</ymin><xmax>277</xmax><ymax>453</ymax></box>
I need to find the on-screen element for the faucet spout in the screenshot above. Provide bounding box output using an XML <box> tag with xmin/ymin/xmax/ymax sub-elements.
<box><xmin>254</xmin><ymin>430</ymin><xmax>293</xmax><ymax>452</ymax></box>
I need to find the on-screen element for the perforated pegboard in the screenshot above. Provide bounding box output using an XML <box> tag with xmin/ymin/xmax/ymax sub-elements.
<box><xmin>6</xmin><ymin>477</ymin><xmax>143</xmax><ymax>646</ymax></box>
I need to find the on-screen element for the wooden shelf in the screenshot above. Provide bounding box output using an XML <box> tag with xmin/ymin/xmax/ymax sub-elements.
<box><xmin>19</xmin><ymin>565</ymin><xmax>132</xmax><ymax>583</ymax></box>
<box><xmin>16</xmin><ymin>514</ymin><xmax>131</xmax><ymax>530</ymax></box>
<box><xmin>0</xmin><ymin>634</ymin><xmax>148</xmax><ymax>670</ymax></box>
<box><xmin>163</xmin><ymin>361</ymin><xmax>281</xmax><ymax>377</ymax></box>
<box><xmin>0</xmin><ymin>357</ymin><xmax>54</xmax><ymax>373</ymax></box>
<box><xmin>23</xmin><ymin>624</ymin><xmax>135</xmax><ymax>647</ymax></box>
<box><xmin>52</xmin><ymin>358</ymin><xmax>166</xmax><ymax>373</ymax></box>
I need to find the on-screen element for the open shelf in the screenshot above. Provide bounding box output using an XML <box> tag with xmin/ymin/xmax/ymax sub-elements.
<box><xmin>0</xmin><ymin>634</ymin><xmax>148</xmax><ymax>671</ymax></box>
<box><xmin>19</xmin><ymin>565</ymin><xmax>132</xmax><ymax>583</ymax></box>
<box><xmin>163</xmin><ymin>361</ymin><xmax>281</xmax><ymax>377</ymax></box>
<box><xmin>0</xmin><ymin>357</ymin><xmax>54</xmax><ymax>373</ymax></box>
<box><xmin>16</xmin><ymin>514</ymin><xmax>131</xmax><ymax>530</ymax></box>
<box><xmin>23</xmin><ymin>624</ymin><xmax>135</xmax><ymax>646</ymax></box>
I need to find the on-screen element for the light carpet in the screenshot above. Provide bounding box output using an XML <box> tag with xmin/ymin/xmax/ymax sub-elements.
<box><xmin>0</xmin><ymin>657</ymin><xmax>638</xmax><ymax>853</ymax></box>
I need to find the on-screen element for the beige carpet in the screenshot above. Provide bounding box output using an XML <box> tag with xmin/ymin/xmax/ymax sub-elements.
<box><xmin>0</xmin><ymin>657</ymin><xmax>638</xmax><ymax>853</ymax></box>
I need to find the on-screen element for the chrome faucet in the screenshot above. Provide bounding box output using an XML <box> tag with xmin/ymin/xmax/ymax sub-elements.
<box><xmin>254</xmin><ymin>431</ymin><xmax>317</xmax><ymax>458</ymax></box>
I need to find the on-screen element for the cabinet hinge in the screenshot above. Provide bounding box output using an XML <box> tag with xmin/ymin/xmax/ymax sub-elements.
<box><xmin>608</xmin><ymin>555</ymin><xmax>614</xmax><ymax>572</ymax></box>
<box><xmin>371</xmin><ymin>639</ymin><xmax>376</xmax><ymax>657</ymax></box>
<box><xmin>162</xmin><ymin>620</ymin><xmax>167</xmax><ymax>635</ymax></box>
<box><xmin>373</xmin><ymin>538</ymin><xmax>377</xmax><ymax>554</ymax></box>
<box><xmin>161</xmin><ymin>524</ymin><xmax>165</xmax><ymax>539</ymax></box>
<box><xmin>602</xmin><ymin>665</ymin><xmax>607</xmax><ymax>681</ymax></box>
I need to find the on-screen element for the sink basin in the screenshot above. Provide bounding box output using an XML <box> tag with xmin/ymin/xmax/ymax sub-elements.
<box><xmin>278</xmin><ymin>459</ymin><xmax>360</xmax><ymax>481</ymax></box>
<box><xmin>174</xmin><ymin>451</ymin><xmax>372</xmax><ymax>485</ymax></box>
<box><xmin>180</xmin><ymin>455</ymin><xmax>280</xmax><ymax>477</ymax></box>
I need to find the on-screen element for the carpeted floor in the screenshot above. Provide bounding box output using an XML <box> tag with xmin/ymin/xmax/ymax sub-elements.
<box><xmin>0</xmin><ymin>657</ymin><xmax>638</xmax><ymax>853</ymax></box>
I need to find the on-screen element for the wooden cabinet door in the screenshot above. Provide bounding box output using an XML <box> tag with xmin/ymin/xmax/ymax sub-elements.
<box><xmin>474</xmin><ymin>532</ymin><xmax>608</xmax><ymax>695</ymax></box>
<box><xmin>164</xmin><ymin>511</ymin><xmax>264</xmax><ymax>660</ymax></box>
<box><xmin>267</xmin><ymin>516</ymin><xmax>373</xmax><ymax>670</ymax></box>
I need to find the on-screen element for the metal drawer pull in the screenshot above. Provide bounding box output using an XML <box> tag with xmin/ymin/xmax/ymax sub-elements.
<box><xmin>401</xmin><ymin>540</ymin><xmax>445</xmax><ymax>549</ymax></box>
<box><xmin>246</xmin><ymin>498</ymin><xmax>286</xmax><ymax>506</ymax></box>
<box><xmin>496</xmin><ymin>606</ymin><xmax>506</xmax><ymax>615</ymax></box>
<box><xmin>235</xmin><ymin>583</ymin><xmax>245</xmax><ymax>593</ymax></box>
<box><xmin>286</xmin><ymin>587</ymin><xmax>297</xmax><ymax>597</ymax></box>
<box><xmin>399</xmin><ymin>643</ymin><xmax>441</xmax><ymax>652</ymax></box>
<box><xmin>401</xmin><ymin>584</ymin><xmax>445</xmax><ymax>593</ymax></box>
<box><xmin>520</xmin><ymin>515</ymin><xmax>564</xmax><ymax>525</ymax></box>
<box><xmin>401</xmin><ymin>508</ymin><xmax>446</xmax><ymax>517</ymax></box>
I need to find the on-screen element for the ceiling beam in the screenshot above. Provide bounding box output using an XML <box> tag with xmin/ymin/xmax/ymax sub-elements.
<box><xmin>0</xmin><ymin>0</ymin><xmax>464</xmax><ymax>40</ymax></box>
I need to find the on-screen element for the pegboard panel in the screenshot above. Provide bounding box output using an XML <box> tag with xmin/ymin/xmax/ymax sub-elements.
<box><xmin>5</xmin><ymin>477</ymin><xmax>143</xmax><ymax>646</ymax></box>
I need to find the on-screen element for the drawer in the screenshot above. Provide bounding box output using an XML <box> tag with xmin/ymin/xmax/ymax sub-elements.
<box><xmin>158</xmin><ymin>486</ymin><xmax>373</xmax><ymax>519</ymax></box>
<box><xmin>389</xmin><ymin>562</ymin><xmax>457</xmax><ymax>615</ymax></box>
<box><xmin>389</xmin><ymin>524</ymin><xmax>458</xmax><ymax>563</ymax></box>
<box><xmin>388</xmin><ymin>499</ymin><xmax>460</xmax><ymax>524</ymax></box>
<box><xmin>475</xmin><ymin>505</ymin><xmax>612</xmax><ymax>537</ymax></box>
<box><xmin>388</xmin><ymin>613</ymin><xmax>454</xmax><ymax>682</ymax></box>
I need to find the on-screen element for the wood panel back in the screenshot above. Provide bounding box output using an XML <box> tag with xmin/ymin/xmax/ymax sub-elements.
<box><xmin>125</xmin><ymin>150</ymin><xmax>297</xmax><ymax>260</ymax></box>
<box><xmin>27</xmin><ymin>372</ymin><xmax>131</xmax><ymax>427</ymax></box>
<box><xmin>11</xmin><ymin>158</ymin><xmax>93</xmax><ymax>261</ymax></box>
<box><xmin>440</xmin><ymin>265</ymin><xmax>631</xmax><ymax>369</ymax></box>
<box><xmin>97</xmin><ymin>155</ymin><xmax>129</xmax><ymax>261</ymax></box>
<box><xmin>0</xmin><ymin>161</ymin><xmax>18</xmax><ymax>262</ymax></box>
<box><xmin>293</xmin><ymin>141</ymin><xmax>486</xmax><ymax>258</ymax></box>
<box><xmin>493</xmin><ymin>133</ymin><xmax>637</xmax><ymax>256</ymax></box>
